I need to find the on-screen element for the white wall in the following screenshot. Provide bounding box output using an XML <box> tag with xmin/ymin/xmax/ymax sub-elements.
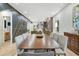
<box><xmin>53</xmin><ymin>4</ymin><xmax>79</xmax><ymax>35</ymax></box>
<box><xmin>0</xmin><ymin>14</ymin><xmax>3</xmax><ymax>46</ymax></box>
<box><xmin>0</xmin><ymin>10</ymin><xmax>12</xmax><ymax>44</ymax></box>
<box><xmin>1</xmin><ymin>10</ymin><xmax>12</xmax><ymax>32</ymax></box>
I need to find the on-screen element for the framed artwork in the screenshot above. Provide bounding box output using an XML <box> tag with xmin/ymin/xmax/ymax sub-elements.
<box><xmin>73</xmin><ymin>5</ymin><xmax>79</xmax><ymax>31</ymax></box>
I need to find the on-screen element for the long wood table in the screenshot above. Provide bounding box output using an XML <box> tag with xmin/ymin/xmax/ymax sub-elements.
<box><xmin>18</xmin><ymin>34</ymin><xmax>60</xmax><ymax>50</ymax></box>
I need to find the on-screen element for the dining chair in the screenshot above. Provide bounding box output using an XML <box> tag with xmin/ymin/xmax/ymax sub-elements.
<box><xmin>18</xmin><ymin>51</ymin><xmax>54</xmax><ymax>56</ymax></box>
<box><xmin>15</xmin><ymin>35</ymin><xmax>25</xmax><ymax>55</ymax></box>
<box><xmin>34</xmin><ymin>49</ymin><xmax>48</xmax><ymax>53</ymax></box>
<box><xmin>50</xmin><ymin>33</ymin><xmax>59</xmax><ymax>42</ymax></box>
<box><xmin>55</xmin><ymin>35</ymin><xmax>68</xmax><ymax>56</ymax></box>
<box><xmin>22</xmin><ymin>33</ymin><xmax>28</xmax><ymax>39</ymax></box>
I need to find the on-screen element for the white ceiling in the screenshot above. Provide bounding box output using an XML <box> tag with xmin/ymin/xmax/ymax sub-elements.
<box><xmin>9</xmin><ymin>3</ymin><xmax>68</xmax><ymax>22</ymax></box>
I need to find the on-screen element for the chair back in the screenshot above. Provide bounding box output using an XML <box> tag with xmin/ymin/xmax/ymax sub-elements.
<box><xmin>15</xmin><ymin>35</ymin><xmax>24</xmax><ymax>47</ymax></box>
<box><xmin>58</xmin><ymin>35</ymin><xmax>68</xmax><ymax>52</ymax></box>
<box><xmin>53</xmin><ymin>33</ymin><xmax>59</xmax><ymax>42</ymax></box>
<box><xmin>22</xmin><ymin>33</ymin><xmax>28</xmax><ymax>39</ymax></box>
<box><xmin>21</xmin><ymin>51</ymin><xmax>54</xmax><ymax>56</ymax></box>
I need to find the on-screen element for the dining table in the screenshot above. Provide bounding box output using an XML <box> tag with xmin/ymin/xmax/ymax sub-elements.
<box><xmin>18</xmin><ymin>33</ymin><xmax>61</xmax><ymax>55</ymax></box>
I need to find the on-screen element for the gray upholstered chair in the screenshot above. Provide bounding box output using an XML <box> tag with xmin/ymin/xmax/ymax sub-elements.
<box><xmin>18</xmin><ymin>51</ymin><xmax>54</xmax><ymax>56</ymax></box>
<box><xmin>22</xmin><ymin>33</ymin><xmax>28</xmax><ymax>39</ymax></box>
<box><xmin>50</xmin><ymin>33</ymin><xmax>59</xmax><ymax>42</ymax></box>
<box><xmin>15</xmin><ymin>35</ymin><xmax>25</xmax><ymax>55</ymax></box>
<box><xmin>55</xmin><ymin>35</ymin><xmax>68</xmax><ymax>56</ymax></box>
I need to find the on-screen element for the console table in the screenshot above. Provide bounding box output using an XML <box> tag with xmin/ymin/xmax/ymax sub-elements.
<box><xmin>64</xmin><ymin>32</ymin><xmax>79</xmax><ymax>55</ymax></box>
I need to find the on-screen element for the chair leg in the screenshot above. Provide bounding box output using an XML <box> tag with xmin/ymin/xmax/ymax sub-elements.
<box><xmin>64</xmin><ymin>53</ymin><xmax>66</xmax><ymax>56</ymax></box>
<box><xmin>58</xmin><ymin>54</ymin><xmax>60</xmax><ymax>56</ymax></box>
<box><xmin>55</xmin><ymin>53</ymin><xmax>66</xmax><ymax>56</ymax></box>
<box><xmin>57</xmin><ymin>54</ymin><xmax>60</xmax><ymax>56</ymax></box>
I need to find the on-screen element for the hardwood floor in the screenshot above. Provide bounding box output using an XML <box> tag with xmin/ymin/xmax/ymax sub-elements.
<box><xmin>66</xmin><ymin>49</ymin><xmax>77</xmax><ymax>56</ymax></box>
<box><xmin>0</xmin><ymin>42</ymin><xmax>77</xmax><ymax>56</ymax></box>
<box><xmin>0</xmin><ymin>42</ymin><xmax>16</xmax><ymax>56</ymax></box>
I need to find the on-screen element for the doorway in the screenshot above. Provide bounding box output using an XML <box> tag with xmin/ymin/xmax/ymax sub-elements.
<box><xmin>3</xmin><ymin>16</ymin><xmax>12</xmax><ymax>45</ymax></box>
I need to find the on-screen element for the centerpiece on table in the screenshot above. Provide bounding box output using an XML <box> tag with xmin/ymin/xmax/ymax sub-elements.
<box><xmin>36</xmin><ymin>31</ymin><xmax>43</xmax><ymax>38</ymax></box>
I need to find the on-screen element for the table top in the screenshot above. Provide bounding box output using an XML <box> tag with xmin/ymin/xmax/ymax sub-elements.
<box><xmin>18</xmin><ymin>34</ymin><xmax>60</xmax><ymax>49</ymax></box>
